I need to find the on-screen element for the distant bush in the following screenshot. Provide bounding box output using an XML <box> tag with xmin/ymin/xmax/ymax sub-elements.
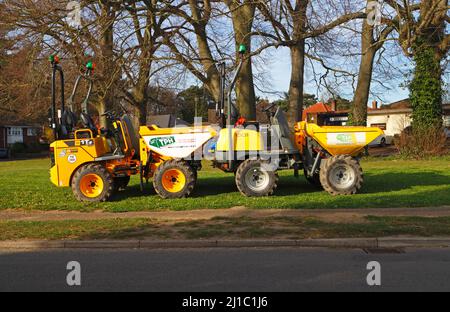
<box><xmin>9</xmin><ymin>142</ymin><xmax>46</xmax><ymax>156</ymax></box>
<box><xmin>395</xmin><ymin>125</ymin><xmax>448</xmax><ymax>159</ymax></box>
<box><xmin>26</xmin><ymin>142</ymin><xmax>45</xmax><ymax>153</ymax></box>
<box><xmin>10</xmin><ymin>142</ymin><xmax>27</xmax><ymax>154</ymax></box>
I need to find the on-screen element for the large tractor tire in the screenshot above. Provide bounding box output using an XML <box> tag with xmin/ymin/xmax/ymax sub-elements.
<box><xmin>235</xmin><ymin>159</ymin><xmax>279</xmax><ymax>197</ymax></box>
<box><xmin>72</xmin><ymin>163</ymin><xmax>115</xmax><ymax>202</ymax></box>
<box><xmin>320</xmin><ymin>155</ymin><xmax>363</xmax><ymax>196</ymax></box>
<box><xmin>153</xmin><ymin>160</ymin><xmax>196</xmax><ymax>199</ymax></box>
<box><xmin>114</xmin><ymin>176</ymin><xmax>131</xmax><ymax>192</ymax></box>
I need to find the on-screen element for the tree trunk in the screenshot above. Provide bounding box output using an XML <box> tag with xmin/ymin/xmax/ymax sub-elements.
<box><xmin>97</xmin><ymin>98</ymin><xmax>107</xmax><ymax>128</ymax></box>
<box><xmin>288</xmin><ymin>41</ymin><xmax>305</xmax><ymax>127</ymax></box>
<box><xmin>194</xmin><ymin>25</ymin><xmax>221</xmax><ymax>102</ymax></box>
<box><xmin>351</xmin><ymin>10</ymin><xmax>377</xmax><ymax>126</ymax></box>
<box><xmin>227</xmin><ymin>1</ymin><xmax>256</xmax><ymax>120</ymax></box>
<box><xmin>286</xmin><ymin>0</ymin><xmax>308</xmax><ymax>127</ymax></box>
<box><xmin>351</xmin><ymin>48</ymin><xmax>376</xmax><ymax>126</ymax></box>
<box><xmin>189</xmin><ymin>0</ymin><xmax>221</xmax><ymax>102</ymax></box>
<box><xmin>98</xmin><ymin>1</ymin><xmax>116</xmax><ymax>128</ymax></box>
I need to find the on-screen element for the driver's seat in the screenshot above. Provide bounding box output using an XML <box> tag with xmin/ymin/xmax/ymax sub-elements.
<box><xmin>80</xmin><ymin>112</ymin><xmax>98</xmax><ymax>136</ymax></box>
<box><xmin>271</xmin><ymin>108</ymin><xmax>296</xmax><ymax>152</ymax></box>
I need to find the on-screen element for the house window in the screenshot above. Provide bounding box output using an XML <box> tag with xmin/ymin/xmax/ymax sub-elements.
<box><xmin>371</xmin><ymin>123</ymin><xmax>387</xmax><ymax>130</ymax></box>
<box><xmin>6</xmin><ymin>127</ymin><xmax>23</xmax><ymax>144</ymax></box>
<box><xmin>444</xmin><ymin>116</ymin><xmax>450</xmax><ymax>128</ymax></box>
<box><xmin>27</xmin><ymin>128</ymin><xmax>37</xmax><ymax>136</ymax></box>
<box><xmin>8</xmin><ymin>127</ymin><xmax>23</xmax><ymax>136</ymax></box>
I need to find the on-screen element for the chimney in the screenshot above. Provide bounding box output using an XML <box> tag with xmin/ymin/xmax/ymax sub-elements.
<box><xmin>331</xmin><ymin>100</ymin><xmax>337</xmax><ymax>111</ymax></box>
<box><xmin>372</xmin><ymin>100</ymin><xmax>378</xmax><ymax>110</ymax></box>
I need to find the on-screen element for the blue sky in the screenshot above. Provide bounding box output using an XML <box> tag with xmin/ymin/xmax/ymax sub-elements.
<box><xmin>258</xmin><ymin>46</ymin><xmax>411</xmax><ymax>106</ymax></box>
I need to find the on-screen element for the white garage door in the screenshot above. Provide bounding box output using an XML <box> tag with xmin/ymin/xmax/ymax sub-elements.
<box><xmin>7</xmin><ymin>127</ymin><xmax>23</xmax><ymax>144</ymax></box>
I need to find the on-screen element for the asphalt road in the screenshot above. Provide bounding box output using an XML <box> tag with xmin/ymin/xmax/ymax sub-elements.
<box><xmin>1</xmin><ymin>247</ymin><xmax>450</xmax><ymax>292</ymax></box>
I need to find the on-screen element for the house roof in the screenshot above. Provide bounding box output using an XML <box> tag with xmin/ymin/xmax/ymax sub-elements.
<box><xmin>369</xmin><ymin>99</ymin><xmax>450</xmax><ymax>116</ymax></box>
<box><xmin>302</xmin><ymin>102</ymin><xmax>333</xmax><ymax>120</ymax></box>
<box><xmin>378</xmin><ymin>98</ymin><xmax>411</xmax><ymax>110</ymax></box>
<box><xmin>302</xmin><ymin>99</ymin><xmax>450</xmax><ymax>118</ymax></box>
<box><xmin>0</xmin><ymin>122</ymin><xmax>41</xmax><ymax>128</ymax></box>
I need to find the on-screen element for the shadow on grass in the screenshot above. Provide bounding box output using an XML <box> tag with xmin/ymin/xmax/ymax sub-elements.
<box><xmin>107</xmin><ymin>170</ymin><xmax>449</xmax><ymax>210</ymax></box>
<box><xmin>191</xmin><ymin>171</ymin><xmax>449</xmax><ymax>196</ymax></box>
<box><xmin>110</xmin><ymin>184</ymin><xmax>156</xmax><ymax>202</ymax></box>
<box><xmin>361</xmin><ymin>171</ymin><xmax>450</xmax><ymax>194</ymax></box>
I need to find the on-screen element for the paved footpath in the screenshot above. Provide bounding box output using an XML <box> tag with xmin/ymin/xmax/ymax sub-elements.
<box><xmin>1</xmin><ymin>206</ymin><xmax>450</xmax><ymax>223</ymax></box>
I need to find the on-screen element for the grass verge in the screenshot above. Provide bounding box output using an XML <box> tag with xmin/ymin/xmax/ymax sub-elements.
<box><xmin>2</xmin><ymin>216</ymin><xmax>450</xmax><ymax>241</ymax></box>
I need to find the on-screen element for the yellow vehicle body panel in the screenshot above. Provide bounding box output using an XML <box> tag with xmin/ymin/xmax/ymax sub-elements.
<box><xmin>49</xmin><ymin>136</ymin><xmax>111</xmax><ymax>187</ymax></box>
<box><xmin>297</xmin><ymin>122</ymin><xmax>384</xmax><ymax>156</ymax></box>
<box><xmin>216</xmin><ymin>128</ymin><xmax>264</xmax><ymax>152</ymax></box>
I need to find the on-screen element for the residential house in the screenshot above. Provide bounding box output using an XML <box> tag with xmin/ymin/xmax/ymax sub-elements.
<box><xmin>0</xmin><ymin>123</ymin><xmax>41</xmax><ymax>157</ymax></box>
<box><xmin>303</xmin><ymin>99</ymin><xmax>450</xmax><ymax>144</ymax></box>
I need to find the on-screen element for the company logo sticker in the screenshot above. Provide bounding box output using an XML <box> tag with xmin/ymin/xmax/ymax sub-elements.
<box><xmin>327</xmin><ymin>133</ymin><xmax>367</xmax><ymax>145</ymax></box>
<box><xmin>149</xmin><ymin>136</ymin><xmax>176</xmax><ymax>148</ymax></box>
<box><xmin>59</xmin><ymin>150</ymin><xmax>67</xmax><ymax>157</ymax></box>
<box><xmin>336</xmin><ymin>134</ymin><xmax>353</xmax><ymax>144</ymax></box>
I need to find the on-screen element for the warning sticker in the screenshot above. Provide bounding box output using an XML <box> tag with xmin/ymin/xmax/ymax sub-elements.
<box><xmin>67</xmin><ymin>154</ymin><xmax>77</xmax><ymax>164</ymax></box>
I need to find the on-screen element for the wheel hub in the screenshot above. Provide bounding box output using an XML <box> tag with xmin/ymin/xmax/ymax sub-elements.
<box><xmin>162</xmin><ymin>169</ymin><xmax>186</xmax><ymax>193</ymax></box>
<box><xmin>79</xmin><ymin>174</ymin><xmax>104</xmax><ymax>198</ymax></box>
<box><xmin>245</xmin><ymin>168</ymin><xmax>270</xmax><ymax>192</ymax></box>
<box><xmin>329</xmin><ymin>164</ymin><xmax>355</xmax><ymax>189</ymax></box>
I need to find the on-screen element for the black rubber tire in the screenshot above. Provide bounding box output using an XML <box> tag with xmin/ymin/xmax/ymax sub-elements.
<box><xmin>72</xmin><ymin>163</ymin><xmax>115</xmax><ymax>202</ymax></box>
<box><xmin>153</xmin><ymin>160</ymin><xmax>196</xmax><ymax>199</ymax></box>
<box><xmin>304</xmin><ymin>168</ymin><xmax>321</xmax><ymax>187</ymax></box>
<box><xmin>379</xmin><ymin>137</ymin><xmax>386</xmax><ymax>147</ymax></box>
<box><xmin>235</xmin><ymin>159</ymin><xmax>279</xmax><ymax>197</ymax></box>
<box><xmin>114</xmin><ymin>176</ymin><xmax>131</xmax><ymax>192</ymax></box>
<box><xmin>320</xmin><ymin>155</ymin><xmax>363</xmax><ymax>196</ymax></box>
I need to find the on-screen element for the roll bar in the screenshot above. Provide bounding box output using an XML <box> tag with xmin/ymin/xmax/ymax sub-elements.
<box><xmin>50</xmin><ymin>55</ymin><xmax>65</xmax><ymax>141</ymax></box>
<box><xmin>67</xmin><ymin>62</ymin><xmax>95</xmax><ymax>114</ymax></box>
<box><xmin>49</xmin><ymin>56</ymin><xmax>96</xmax><ymax>141</ymax></box>
<box><xmin>226</xmin><ymin>44</ymin><xmax>247</xmax><ymax>170</ymax></box>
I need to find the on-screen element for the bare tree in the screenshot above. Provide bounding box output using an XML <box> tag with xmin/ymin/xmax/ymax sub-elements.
<box><xmin>161</xmin><ymin>1</ymin><xmax>223</xmax><ymax>103</ymax></box>
<box><xmin>351</xmin><ymin>0</ymin><xmax>396</xmax><ymax>125</ymax></box>
<box><xmin>255</xmin><ymin>0</ymin><xmax>366</xmax><ymax>126</ymax></box>
<box><xmin>224</xmin><ymin>0</ymin><xmax>257</xmax><ymax>119</ymax></box>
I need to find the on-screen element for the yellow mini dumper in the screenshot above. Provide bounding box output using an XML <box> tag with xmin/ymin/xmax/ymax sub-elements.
<box><xmin>48</xmin><ymin>48</ymin><xmax>383</xmax><ymax>202</ymax></box>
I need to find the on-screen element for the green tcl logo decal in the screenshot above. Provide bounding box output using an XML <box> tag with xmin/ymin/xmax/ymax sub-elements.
<box><xmin>336</xmin><ymin>134</ymin><xmax>353</xmax><ymax>144</ymax></box>
<box><xmin>149</xmin><ymin>136</ymin><xmax>176</xmax><ymax>148</ymax></box>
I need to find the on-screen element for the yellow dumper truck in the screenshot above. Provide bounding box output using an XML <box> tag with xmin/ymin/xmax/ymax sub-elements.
<box><xmin>48</xmin><ymin>48</ymin><xmax>383</xmax><ymax>202</ymax></box>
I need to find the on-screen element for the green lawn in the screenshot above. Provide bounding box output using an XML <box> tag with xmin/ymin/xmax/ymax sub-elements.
<box><xmin>0</xmin><ymin>157</ymin><xmax>449</xmax><ymax>212</ymax></box>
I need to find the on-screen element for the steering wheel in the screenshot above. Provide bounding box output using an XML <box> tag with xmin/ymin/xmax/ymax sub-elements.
<box><xmin>101</xmin><ymin>111</ymin><xmax>117</xmax><ymax>121</ymax></box>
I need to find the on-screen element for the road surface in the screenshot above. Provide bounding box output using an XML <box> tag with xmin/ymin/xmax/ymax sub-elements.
<box><xmin>1</xmin><ymin>247</ymin><xmax>450</xmax><ymax>292</ymax></box>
